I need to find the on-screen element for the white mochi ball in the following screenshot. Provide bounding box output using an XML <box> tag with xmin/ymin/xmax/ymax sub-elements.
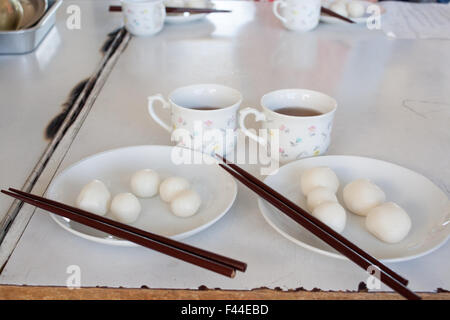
<box><xmin>130</xmin><ymin>169</ymin><xmax>160</xmax><ymax>198</ymax></box>
<box><xmin>110</xmin><ymin>193</ymin><xmax>141</xmax><ymax>224</ymax></box>
<box><xmin>170</xmin><ymin>189</ymin><xmax>202</xmax><ymax>218</ymax></box>
<box><xmin>300</xmin><ymin>167</ymin><xmax>340</xmax><ymax>195</ymax></box>
<box><xmin>312</xmin><ymin>201</ymin><xmax>347</xmax><ymax>233</ymax></box>
<box><xmin>347</xmin><ymin>1</ymin><xmax>365</xmax><ymax>18</ymax></box>
<box><xmin>306</xmin><ymin>187</ymin><xmax>338</xmax><ymax>212</ymax></box>
<box><xmin>343</xmin><ymin>179</ymin><xmax>386</xmax><ymax>216</ymax></box>
<box><xmin>159</xmin><ymin>176</ymin><xmax>190</xmax><ymax>203</ymax></box>
<box><xmin>365</xmin><ymin>202</ymin><xmax>412</xmax><ymax>243</ymax></box>
<box><xmin>330</xmin><ymin>1</ymin><xmax>349</xmax><ymax>17</ymax></box>
<box><xmin>76</xmin><ymin>180</ymin><xmax>111</xmax><ymax>216</ymax></box>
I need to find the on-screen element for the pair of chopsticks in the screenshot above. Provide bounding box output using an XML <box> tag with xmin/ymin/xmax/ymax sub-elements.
<box><xmin>109</xmin><ymin>5</ymin><xmax>231</xmax><ymax>14</ymax></box>
<box><xmin>1</xmin><ymin>188</ymin><xmax>246</xmax><ymax>278</ymax></box>
<box><xmin>321</xmin><ymin>7</ymin><xmax>355</xmax><ymax>24</ymax></box>
<box><xmin>216</xmin><ymin>156</ymin><xmax>421</xmax><ymax>300</ymax></box>
<box><xmin>110</xmin><ymin>5</ymin><xmax>349</xmax><ymax>23</ymax></box>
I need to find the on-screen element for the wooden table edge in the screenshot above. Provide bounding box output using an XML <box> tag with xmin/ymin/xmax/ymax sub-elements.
<box><xmin>0</xmin><ymin>285</ymin><xmax>448</xmax><ymax>300</ymax></box>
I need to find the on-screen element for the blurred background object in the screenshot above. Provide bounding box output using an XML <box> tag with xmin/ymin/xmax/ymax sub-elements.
<box><xmin>0</xmin><ymin>0</ymin><xmax>23</xmax><ymax>31</ymax></box>
<box><xmin>18</xmin><ymin>0</ymin><xmax>48</xmax><ymax>29</ymax></box>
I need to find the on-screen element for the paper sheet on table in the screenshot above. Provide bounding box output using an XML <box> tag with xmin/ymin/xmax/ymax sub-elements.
<box><xmin>380</xmin><ymin>2</ymin><xmax>450</xmax><ymax>39</ymax></box>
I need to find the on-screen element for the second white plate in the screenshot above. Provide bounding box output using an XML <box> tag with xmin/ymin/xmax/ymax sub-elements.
<box><xmin>320</xmin><ymin>1</ymin><xmax>385</xmax><ymax>24</ymax></box>
<box><xmin>258</xmin><ymin>155</ymin><xmax>449</xmax><ymax>262</ymax></box>
<box><xmin>47</xmin><ymin>145</ymin><xmax>237</xmax><ymax>246</ymax></box>
<box><xmin>165</xmin><ymin>2</ymin><xmax>214</xmax><ymax>24</ymax></box>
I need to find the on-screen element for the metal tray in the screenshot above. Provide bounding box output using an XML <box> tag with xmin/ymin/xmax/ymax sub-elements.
<box><xmin>19</xmin><ymin>0</ymin><xmax>49</xmax><ymax>30</ymax></box>
<box><xmin>0</xmin><ymin>0</ymin><xmax>61</xmax><ymax>54</ymax></box>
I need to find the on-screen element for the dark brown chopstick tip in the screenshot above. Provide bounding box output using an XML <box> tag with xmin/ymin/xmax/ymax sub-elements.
<box><xmin>109</xmin><ymin>5</ymin><xmax>122</xmax><ymax>12</ymax></box>
<box><xmin>321</xmin><ymin>7</ymin><xmax>355</xmax><ymax>24</ymax></box>
<box><xmin>214</xmin><ymin>153</ymin><xmax>225</xmax><ymax>162</ymax></box>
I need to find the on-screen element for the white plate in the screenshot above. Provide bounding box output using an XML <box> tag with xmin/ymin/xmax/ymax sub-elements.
<box><xmin>165</xmin><ymin>12</ymin><xmax>207</xmax><ymax>24</ymax></box>
<box><xmin>320</xmin><ymin>1</ymin><xmax>385</xmax><ymax>24</ymax></box>
<box><xmin>165</xmin><ymin>2</ymin><xmax>214</xmax><ymax>24</ymax></box>
<box><xmin>258</xmin><ymin>156</ymin><xmax>450</xmax><ymax>262</ymax></box>
<box><xmin>47</xmin><ymin>145</ymin><xmax>237</xmax><ymax>246</ymax></box>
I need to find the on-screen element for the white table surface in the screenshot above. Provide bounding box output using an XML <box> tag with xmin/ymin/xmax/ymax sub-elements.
<box><xmin>0</xmin><ymin>1</ymin><xmax>449</xmax><ymax>292</ymax></box>
<box><xmin>0</xmin><ymin>0</ymin><xmax>123</xmax><ymax>221</ymax></box>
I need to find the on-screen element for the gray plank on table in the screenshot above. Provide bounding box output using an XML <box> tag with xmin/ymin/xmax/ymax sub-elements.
<box><xmin>1</xmin><ymin>2</ymin><xmax>448</xmax><ymax>291</ymax></box>
<box><xmin>0</xmin><ymin>0</ymin><xmax>123</xmax><ymax>222</ymax></box>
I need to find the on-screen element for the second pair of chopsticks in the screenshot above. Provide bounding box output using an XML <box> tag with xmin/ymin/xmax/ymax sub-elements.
<box><xmin>321</xmin><ymin>7</ymin><xmax>355</xmax><ymax>24</ymax></box>
<box><xmin>216</xmin><ymin>156</ymin><xmax>420</xmax><ymax>300</ymax></box>
<box><xmin>109</xmin><ymin>5</ymin><xmax>231</xmax><ymax>14</ymax></box>
<box><xmin>1</xmin><ymin>188</ymin><xmax>246</xmax><ymax>278</ymax></box>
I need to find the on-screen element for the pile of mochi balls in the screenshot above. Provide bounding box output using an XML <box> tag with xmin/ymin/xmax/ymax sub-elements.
<box><xmin>75</xmin><ymin>170</ymin><xmax>201</xmax><ymax>224</ymax></box>
<box><xmin>329</xmin><ymin>0</ymin><xmax>366</xmax><ymax>19</ymax></box>
<box><xmin>301</xmin><ymin>167</ymin><xmax>412</xmax><ymax>243</ymax></box>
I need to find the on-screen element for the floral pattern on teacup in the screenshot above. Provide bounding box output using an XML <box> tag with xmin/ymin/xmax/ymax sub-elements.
<box><xmin>168</xmin><ymin>107</ymin><xmax>238</xmax><ymax>156</ymax></box>
<box><xmin>290</xmin><ymin>137</ymin><xmax>303</xmax><ymax>146</ymax></box>
<box><xmin>226</xmin><ymin>114</ymin><xmax>236</xmax><ymax>127</ymax></box>
<box><xmin>308</xmin><ymin>125</ymin><xmax>317</xmax><ymax>136</ymax></box>
<box><xmin>203</xmin><ymin>120</ymin><xmax>213</xmax><ymax>128</ymax></box>
<box><xmin>263</xmin><ymin>119</ymin><xmax>333</xmax><ymax>161</ymax></box>
<box><xmin>296</xmin><ymin>151</ymin><xmax>308</xmax><ymax>159</ymax></box>
<box><xmin>177</xmin><ymin>116</ymin><xmax>187</xmax><ymax>126</ymax></box>
<box><xmin>327</xmin><ymin>121</ymin><xmax>332</xmax><ymax>131</ymax></box>
<box><xmin>282</xmin><ymin>0</ymin><xmax>321</xmax><ymax>31</ymax></box>
<box><xmin>279</xmin><ymin>124</ymin><xmax>290</xmax><ymax>133</ymax></box>
<box><xmin>279</xmin><ymin>147</ymin><xmax>289</xmax><ymax>158</ymax></box>
<box><xmin>123</xmin><ymin>2</ymin><xmax>165</xmax><ymax>36</ymax></box>
<box><xmin>313</xmin><ymin>146</ymin><xmax>321</xmax><ymax>156</ymax></box>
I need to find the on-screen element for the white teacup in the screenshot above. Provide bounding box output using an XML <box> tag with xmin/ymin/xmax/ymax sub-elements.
<box><xmin>148</xmin><ymin>84</ymin><xmax>242</xmax><ymax>156</ymax></box>
<box><xmin>239</xmin><ymin>89</ymin><xmax>337</xmax><ymax>163</ymax></box>
<box><xmin>121</xmin><ymin>0</ymin><xmax>165</xmax><ymax>36</ymax></box>
<box><xmin>273</xmin><ymin>0</ymin><xmax>321</xmax><ymax>32</ymax></box>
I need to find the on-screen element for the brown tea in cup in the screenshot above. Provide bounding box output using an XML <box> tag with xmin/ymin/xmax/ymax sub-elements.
<box><xmin>190</xmin><ymin>106</ymin><xmax>221</xmax><ymax>111</ymax></box>
<box><xmin>274</xmin><ymin>107</ymin><xmax>322</xmax><ymax>117</ymax></box>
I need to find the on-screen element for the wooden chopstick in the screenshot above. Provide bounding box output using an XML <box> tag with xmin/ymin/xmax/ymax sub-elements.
<box><xmin>2</xmin><ymin>189</ymin><xmax>246</xmax><ymax>278</ymax></box>
<box><xmin>216</xmin><ymin>156</ymin><xmax>407</xmax><ymax>286</ymax></box>
<box><xmin>109</xmin><ymin>5</ymin><xmax>231</xmax><ymax>14</ymax></box>
<box><xmin>8</xmin><ymin>188</ymin><xmax>246</xmax><ymax>272</ymax></box>
<box><xmin>321</xmin><ymin>7</ymin><xmax>355</xmax><ymax>24</ymax></box>
<box><xmin>216</xmin><ymin>158</ymin><xmax>420</xmax><ymax>300</ymax></box>
<box><xmin>166</xmin><ymin>7</ymin><xmax>231</xmax><ymax>14</ymax></box>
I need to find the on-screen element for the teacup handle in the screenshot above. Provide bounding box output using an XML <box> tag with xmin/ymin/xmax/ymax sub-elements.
<box><xmin>239</xmin><ymin>107</ymin><xmax>268</xmax><ymax>146</ymax></box>
<box><xmin>273</xmin><ymin>0</ymin><xmax>287</xmax><ymax>24</ymax></box>
<box><xmin>148</xmin><ymin>94</ymin><xmax>172</xmax><ymax>133</ymax></box>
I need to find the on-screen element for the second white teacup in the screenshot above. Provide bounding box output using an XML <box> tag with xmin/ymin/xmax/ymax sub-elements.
<box><xmin>273</xmin><ymin>0</ymin><xmax>321</xmax><ymax>32</ymax></box>
<box><xmin>239</xmin><ymin>89</ymin><xmax>337</xmax><ymax>163</ymax></box>
<box><xmin>148</xmin><ymin>84</ymin><xmax>242</xmax><ymax>156</ymax></box>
